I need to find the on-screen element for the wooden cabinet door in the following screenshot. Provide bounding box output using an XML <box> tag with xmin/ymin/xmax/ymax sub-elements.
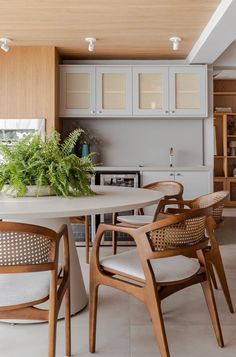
<box><xmin>175</xmin><ymin>171</ymin><xmax>211</xmax><ymax>199</ymax></box>
<box><xmin>169</xmin><ymin>66</ymin><xmax>207</xmax><ymax>117</ymax></box>
<box><xmin>60</xmin><ymin>66</ymin><xmax>96</xmax><ymax>117</ymax></box>
<box><xmin>96</xmin><ymin>66</ymin><xmax>132</xmax><ymax>116</ymax></box>
<box><xmin>133</xmin><ymin>67</ymin><xmax>169</xmax><ymax>116</ymax></box>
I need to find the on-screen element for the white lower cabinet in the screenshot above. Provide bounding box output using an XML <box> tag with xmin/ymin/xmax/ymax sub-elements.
<box><xmin>141</xmin><ymin>170</ymin><xmax>211</xmax><ymax>214</ymax></box>
<box><xmin>174</xmin><ymin>171</ymin><xmax>210</xmax><ymax>199</ymax></box>
<box><xmin>142</xmin><ymin>171</ymin><xmax>175</xmax><ymax>186</ymax></box>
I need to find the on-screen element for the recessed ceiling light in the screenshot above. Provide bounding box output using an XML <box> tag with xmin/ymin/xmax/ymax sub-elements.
<box><xmin>85</xmin><ymin>37</ymin><xmax>96</xmax><ymax>52</ymax></box>
<box><xmin>169</xmin><ymin>37</ymin><xmax>182</xmax><ymax>51</ymax></box>
<box><xmin>0</xmin><ymin>38</ymin><xmax>12</xmax><ymax>52</ymax></box>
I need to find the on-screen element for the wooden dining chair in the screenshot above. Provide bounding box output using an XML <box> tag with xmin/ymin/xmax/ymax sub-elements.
<box><xmin>0</xmin><ymin>222</ymin><xmax>71</xmax><ymax>357</ymax></box>
<box><xmin>112</xmin><ymin>181</ymin><xmax>184</xmax><ymax>254</ymax></box>
<box><xmin>160</xmin><ymin>190</ymin><xmax>234</xmax><ymax>313</ymax></box>
<box><xmin>90</xmin><ymin>208</ymin><xmax>224</xmax><ymax>357</ymax></box>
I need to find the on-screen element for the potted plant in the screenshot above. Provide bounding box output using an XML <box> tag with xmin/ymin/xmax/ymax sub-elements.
<box><xmin>0</xmin><ymin>129</ymin><xmax>95</xmax><ymax>197</ymax></box>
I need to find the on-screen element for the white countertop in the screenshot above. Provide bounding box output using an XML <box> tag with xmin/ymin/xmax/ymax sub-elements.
<box><xmin>95</xmin><ymin>165</ymin><xmax>211</xmax><ymax>172</ymax></box>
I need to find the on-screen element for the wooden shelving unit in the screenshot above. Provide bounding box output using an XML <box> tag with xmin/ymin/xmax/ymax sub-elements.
<box><xmin>214</xmin><ymin>112</ymin><xmax>236</xmax><ymax>206</ymax></box>
<box><xmin>213</xmin><ymin>79</ymin><xmax>236</xmax><ymax>207</ymax></box>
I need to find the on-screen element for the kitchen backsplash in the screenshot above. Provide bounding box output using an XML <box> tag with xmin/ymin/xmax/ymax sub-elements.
<box><xmin>62</xmin><ymin>118</ymin><xmax>203</xmax><ymax>167</ymax></box>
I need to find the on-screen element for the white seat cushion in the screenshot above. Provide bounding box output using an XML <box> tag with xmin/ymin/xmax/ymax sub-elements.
<box><xmin>100</xmin><ymin>249</ymin><xmax>200</xmax><ymax>283</ymax></box>
<box><xmin>117</xmin><ymin>213</ymin><xmax>167</xmax><ymax>226</ymax></box>
<box><xmin>0</xmin><ymin>271</ymin><xmax>51</xmax><ymax>307</ymax></box>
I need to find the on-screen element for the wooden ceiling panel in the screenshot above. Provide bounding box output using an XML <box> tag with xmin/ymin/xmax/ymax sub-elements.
<box><xmin>0</xmin><ymin>0</ymin><xmax>220</xmax><ymax>59</ymax></box>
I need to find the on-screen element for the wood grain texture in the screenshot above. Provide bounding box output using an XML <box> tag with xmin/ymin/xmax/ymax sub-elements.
<box><xmin>0</xmin><ymin>0</ymin><xmax>220</xmax><ymax>59</ymax></box>
<box><xmin>0</xmin><ymin>46</ymin><xmax>58</xmax><ymax>133</ymax></box>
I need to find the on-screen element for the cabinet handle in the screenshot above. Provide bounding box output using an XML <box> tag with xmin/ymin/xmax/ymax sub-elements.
<box><xmin>98</xmin><ymin>110</ymin><xmax>102</xmax><ymax>114</ymax></box>
<box><xmin>165</xmin><ymin>110</ymin><xmax>169</xmax><ymax>113</ymax></box>
<box><xmin>176</xmin><ymin>173</ymin><xmax>182</xmax><ymax>176</ymax></box>
<box><xmin>170</xmin><ymin>173</ymin><xmax>174</xmax><ymax>177</ymax></box>
<box><xmin>90</xmin><ymin>110</ymin><xmax>95</xmax><ymax>114</ymax></box>
<box><xmin>172</xmin><ymin>110</ymin><xmax>175</xmax><ymax>113</ymax></box>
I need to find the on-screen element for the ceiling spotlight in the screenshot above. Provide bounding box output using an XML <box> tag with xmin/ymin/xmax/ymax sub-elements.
<box><xmin>0</xmin><ymin>38</ymin><xmax>11</xmax><ymax>52</ymax></box>
<box><xmin>85</xmin><ymin>37</ymin><xmax>96</xmax><ymax>52</ymax></box>
<box><xmin>169</xmin><ymin>36</ymin><xmax>182</xmax><ymax>51</ymax></box>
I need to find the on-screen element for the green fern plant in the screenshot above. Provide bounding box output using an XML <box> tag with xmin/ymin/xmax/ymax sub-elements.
<box><xmin>0</xmin><ymin>129</ymin><xmax>95</xmax><ymax>197</ymax></box>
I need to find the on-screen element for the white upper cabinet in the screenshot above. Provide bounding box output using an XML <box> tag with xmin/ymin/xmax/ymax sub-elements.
<box><xmin>133</xmin><ymin>67</ymin><xmax>169</xmax><ymax>116</ymax></box>
<box><xmin>169</xmin><ymin>66</ymin><xmax>207</xmax><ymax>117</ymax></box>
<box><xmin>60</xmin><ymin>66</ymin><xmax>96</xmax><ymax>117</ymax></box>
<box><xmin>96</xmin><ymin>67</ymin><xmax>132</xmax><ymax>116</ymax></box>
<box><xmin>59</xmin><ymin>64</ymin><xmax>207</xmax><ymax>118</ymax></box>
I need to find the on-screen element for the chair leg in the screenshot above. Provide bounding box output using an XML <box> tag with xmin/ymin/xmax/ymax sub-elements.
<box><xmin>112</xmin><ymin>212</ymin><xmax>118</xmax><ymax>255</ymax></box>
<box><xmin>112</xmin><ymin>231</ymin><xmax>117</xmax><ymax>255</ymax></box>
<box><xmin>48</xmin><ymin>285</ymin><xmax>58</xmax><ymax>357</ymax></box>
<box><xmin>198</xmin><ymin>249</ymin><xmax>224</xmax><ymax>348</ymax></box>
<box><xmin>65</xmin><ymin>286</ymin><xmax>71</xmax><ymax>357</ymax></box>
<box><xmin>201</xmin><ymin>278</ymin><xmax>224</xmax><ymax>348</ymax></box>
<box><xmin>89</xmin><ymin>282</ymin><xmax>99</xmax><ymax>353</ymax></box>
<box><xmin>146</xmin><ymin>290</ymin><xmax>170</xmax><ymax>357</ymax></box>
<box><xmin>211</xmin><ymin>254</ymin><xmax>234</xmax><ymax>313</ymax></box>
<box><xmin>85</xmin><ymin>216</ymin><xmax>90</xmax><ymax>264</ymax></box>
<box><xmin>208</xmin><ymin>262</ymin><xmax>218</xmax><ymax>290</ymax></box>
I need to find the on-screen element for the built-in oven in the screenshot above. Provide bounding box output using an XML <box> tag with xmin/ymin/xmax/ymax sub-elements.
<box><xmin>91</xmin><ymin>171</ymin><xmax>140</xmax><ymax>245</ymax></box>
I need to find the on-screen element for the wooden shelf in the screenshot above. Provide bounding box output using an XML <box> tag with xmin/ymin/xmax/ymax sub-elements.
<box><xmin>214</xmin><ymin>156</ymin><xmax>225</xmax><ymax>158</ymax></box>
<box><xmin>214</xmin><ymin>112</ymin><xmax>236</xmax><ymax>115</ymax></box>
<box><xmin>214</xmin><ymin>92</ymin><xmax>236</xmax><ymax>95</ymax></box>
<box><xmin>227</xmin><ymin>156</ymin><xmax>236</xmax><ymax>159</ymax></box>
<box><xmin>227</xmin><ymin>135</ymin><xmax>236</xmax><ymax>138</ymax></box>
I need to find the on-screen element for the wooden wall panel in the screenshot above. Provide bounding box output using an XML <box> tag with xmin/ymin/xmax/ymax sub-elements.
<box><xmin>0</xmin><ymin>46</ymin><xmax>58</xmax><ymax>133</ymax></box>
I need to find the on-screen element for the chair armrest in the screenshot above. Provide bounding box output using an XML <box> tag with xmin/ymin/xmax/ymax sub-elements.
<box><xmin>97</xmin><ymin>223</ymin><xmax>137</xmax><ymax>236</ymax></box>
<box><xmin>153</xmin><ymin>198</ymin><xmax>192</xmax><ymax>220</ymax></box>
<box><xmin>162</xmin><ymin>199</ymin><xmax>192</xmax><ymax>207</ymax></box>
<box><xmin>166</xmin><ymin>207</ymin><xmax>191</xmax><ymax>214</ymax></box>
<box><xmin>58</xmin><ymin>224</ymin><xmax>68</xmax><ymax>239</ymax></box>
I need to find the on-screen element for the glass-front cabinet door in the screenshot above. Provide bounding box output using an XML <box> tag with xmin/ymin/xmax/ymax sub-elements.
<box><xmin>133</xmin><ymin>67</ymin><xmax>169</xmax><ymax>116</ymax></box>
<box><xmin>169</xmin><ymin>66</ymin><xmax>207</xmax><ymax>117</ymax></box>
<box><xmin>60</xmin><ymin>66</ymin><xmax>96</xmax><ymax>117</ymax></box>
<box><xmin>96</xmin><ymin>67</ymin><xmax>132</xmax><ymax>116</ymax></box>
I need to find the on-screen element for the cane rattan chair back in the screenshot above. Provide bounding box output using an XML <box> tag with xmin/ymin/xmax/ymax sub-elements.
<box><xmin>0</xmin><ymin>222</ymin><xmax>71</xmax><ymax>357</ymax></box>
<box><xmin>190</xmin><ymin>191</ymin><xmax>229</xmax><ymax>224</ymax></box>
<box><xmin>0</xmin><ymin>224</ymin><xmax>56</xmax><ymax>268</ymax></box>
<box><xmin>148</xmin><ymin>215</ymin><xmax>206</xmax><ymax>252</ymax></box>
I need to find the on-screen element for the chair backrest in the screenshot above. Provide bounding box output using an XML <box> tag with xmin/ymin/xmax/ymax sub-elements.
<box><xmin>0</xmin><ymin>222</ymin><xmax>58</xmax><ymax>272</ymax></box>
<box><xmin>144</xmin><ymin>180</ymin><xmax>184</xmax><ymax>200</ymax></box>
<box><xmin>190</xmin><ymin>191</ymin><xmax>229</xmax><ymax>224</ymax></box>
<box><xmin>148</xmin><ymin>212</ymin><xmax>206</xmax><ymax>252</ymax></box>
<box><xmin>134</xmin><ymin>207</ymin><xmax>211</xmax><ymax>257</ymax></box>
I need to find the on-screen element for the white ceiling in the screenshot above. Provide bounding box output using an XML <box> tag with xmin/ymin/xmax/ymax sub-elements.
<box><xmin>188</xmin><ymin>0</ymin><xmax>236</xmax><ymax>64</ymax></box>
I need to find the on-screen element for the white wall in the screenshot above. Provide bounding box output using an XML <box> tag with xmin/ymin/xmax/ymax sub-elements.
<box><xmin>63</xmin><ymin>118</ymin><xmax>203</xmax><ymax>167</ymax></box>
<box><xmin>214</xmin><ymin>42</ymin><xmax>236</xmax><ymax>67</ymax></box>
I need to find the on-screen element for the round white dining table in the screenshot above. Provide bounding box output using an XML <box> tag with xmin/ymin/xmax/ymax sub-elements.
<box><xmin>0</xmin><ymin>185</ymin><xmax>163</xmax><ymax>317</ymax></box>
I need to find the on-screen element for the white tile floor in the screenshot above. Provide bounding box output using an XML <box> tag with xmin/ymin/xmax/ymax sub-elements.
<box><xmin>0</xmin><ymin>217</ymin><xmax>236</xmax><ymax>357</ymax></box>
